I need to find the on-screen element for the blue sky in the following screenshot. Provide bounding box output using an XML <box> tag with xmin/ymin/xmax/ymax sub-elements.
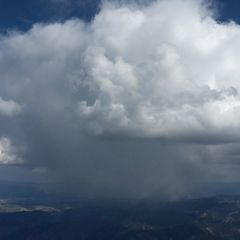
<box><xmin>0</xmin><ymin>0</ymin><xmax>100</xmax><ymax>31</ymax></box>
<box><xmin>216</xmin><ymin>0</ymin><xmax>240</xmax><ymax>23</ymax></box>
<box><xmin>0</xmin><ymin>0</ymin><xmax>239</xmax><ymax>32</ymax></box>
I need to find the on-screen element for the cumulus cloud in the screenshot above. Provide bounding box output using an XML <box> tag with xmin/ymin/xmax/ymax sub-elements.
<box><xmin>0</xmin><ymin>98</ymin><xmax>21</xmax><ymax>117</ymax></box>
<box><xmin>1</xmin><ymin>0</ymin><xmax>240</xmax><ymax>198</ymax></box>
<box><xmin>73</xmin><ymin>0</ymin><xmax>240</xmax><ymax>141</ymax></box>
<box><xmin>0</xmin><ymin>138</ymin><xmax>23</xmax><ymax>165</ymax></box>
<box><xmin>2</xmin><ymin>0</ymin><xmax>235</xmax><ymax>142</ymax></box>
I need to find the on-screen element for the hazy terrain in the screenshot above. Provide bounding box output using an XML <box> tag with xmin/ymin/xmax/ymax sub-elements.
<box><xmin>0</xmin><ymin>182</ymin><xmax>237</xmax><ymax>239</ymax></box>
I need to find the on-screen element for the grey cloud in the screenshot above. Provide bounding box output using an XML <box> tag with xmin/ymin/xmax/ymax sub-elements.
<box><xmin>0</xmin><ymin>137</ymin><xmax>24</xmax><ymax>165</ymax></box>
<box><xmin>0</xmin><ymin>0</ymin><xmax>240</xmax><ymax>199</ymax></box>
<box><xmin>0</xmin><ymin>98</ymin><xmax>21</xmax><ymax>117</ymax></box>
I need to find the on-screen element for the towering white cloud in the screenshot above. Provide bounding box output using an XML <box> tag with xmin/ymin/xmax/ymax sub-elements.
<box><xmin>1</xmin><ymin>0</ymin><xmax>240</xmax><ymax>198</ymax></box>
<box><xmin>75</xmin><ymin>0</ymin><xmax>240</xmax><ymax>140</ymax></box>
<box><xmin>1</xmin><ymin>0</ymin><xmax>240</xmax><ymax>142</ymax></box>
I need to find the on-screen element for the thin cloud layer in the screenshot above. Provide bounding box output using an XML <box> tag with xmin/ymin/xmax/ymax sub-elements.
<box><xmin>0</xmin><ymin>0</ymin><xmax>240</xmax><ymax>198</ymax></box>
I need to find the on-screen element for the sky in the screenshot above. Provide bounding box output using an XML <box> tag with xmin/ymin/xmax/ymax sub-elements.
<box><xmin>0</xmin><ymin>0</ymin><xmax>239</xmax><ymax>31</ymax></box>
<box><xmin>1</xmin><ymin>0</ymin><xmax>240</xmax><ymax>200</ymax></box>
<box><xmin>0</xmin><ymin>0</ymin><xmax>100</xmax><ymax>31</ymax></box>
